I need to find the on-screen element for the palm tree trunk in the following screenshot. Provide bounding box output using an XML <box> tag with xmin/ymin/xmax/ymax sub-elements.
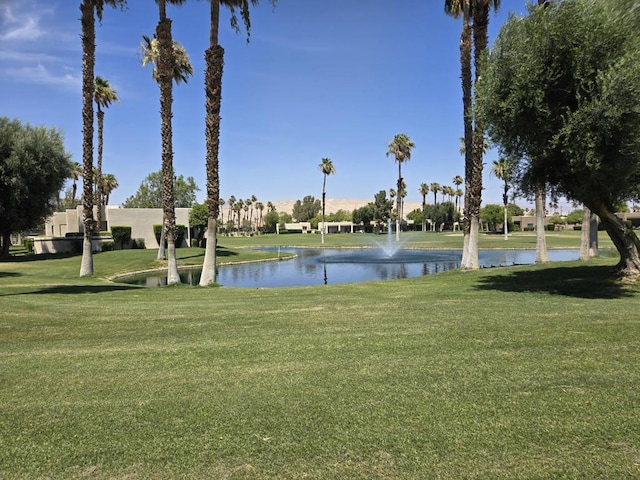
<box><xmin>79</xmin><ymin>0</ymin><xmax>95</xmax><ymax>277</ymax></box>
<box><xmin>503</xmin><ymin>182</ymin><xmax>509</xmax><ymax>241</ymax></box>
<box><xmin>396</xmin><ymin>164</ymin><xmax>401</xmax><ymax>241</ymax></box>
<box><xmin>200</xmin><ymin>1</ymin><xmax>224</xmax><ymax>286</ymax></box>
<box><xmin>96</xmin><ymin>107</ymin><xmax>104</xmax><ymax>232</ymax></box>
<box><xmin>321</xmin><ymin>175</ymin><xmax>326</xmax><ymax>245</ymax></box>
<box><xmin>464</xmin><ymin>2</ymin><xmax>490</xmax><ymax>270</ymax></box>
<box><xmin>535</xmin><ymin>185</ymin><xmax>548</xmax><ymax>263</ymax></box>
<box><xmin>157</xmin><ymin>12</ymin><xmax>180</xmax><ymax>284</ymax></box>
<box><xmin>460</xmin><ymin>11</ymin><xmax>473</xmax><ymax>269</ymax></box>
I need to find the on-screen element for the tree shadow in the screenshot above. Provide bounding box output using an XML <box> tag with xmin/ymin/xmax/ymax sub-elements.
<box><xmin>216</xmin><ymin>247</ymin><xmax>239</xmax><ymax>258</ymax></box>
<box><xmin>0</xmin><ymin>284</ymin><xmax>140</xmax><ymax>297</ymax></box>
<box><xmin>0</xmin><ymin>271</ymin><xmax>22</xmax><ymax>278</ymax></box>
<box><xmin>473</xmin><ymin>264</ymin><xmax>634</xmax><ymax>299</ymax></box>
<box><xmin>0</xmin><ymin>252</ymin><xmax>81</xmax><ymax>263</ymax></box>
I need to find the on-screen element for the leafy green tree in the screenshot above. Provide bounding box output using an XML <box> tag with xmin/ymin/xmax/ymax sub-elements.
<box><xmin>566</xmin><ymin>209</ymin><xmax>584</xmax><ymax>225</ymax></box>
<box><xmin>263</xmin><ymin>208</ymin><xmax>279</xmax><ymax>233</ymax></box>
<box><xmin>189</xmin><ymin>202</ymin><xmax>208</xmax><ymax>246</ymax></box>
<box><xmin>478</xmin><ymin>0</ymin><xmax>640</xmax><ymax>276</ymax></box>
<box><xmin>352</xmin><ymin>204</ymin><xmax>375</xmax><ymax>231</ymax></box>
<box><xmin>292</xmin><ymin>195</ymin><xmax>321</xmax><ymax>222</ymax></box>
<box><xmin>371</xmin><ymin>190</ymin><xmax>394</xmax><ymax>231</ymax></box>
<box><xmin>480</xmin><ymin>204</ymin><xmax>504</xmax><ymax>231</ymax></box>
<box><xmin>424</xmin><ymin>202</ymin><xmax>456</xmax><ymax>231</ymax></box>
<box><xmin>0</xmin><ymin>118</ymin><xmax>72</xmax><ymax>256</ymax></box>
<box><xmin>123</xmin><ymin>170</ymin><xmax>199</xmax><ymax>208</ymax></box>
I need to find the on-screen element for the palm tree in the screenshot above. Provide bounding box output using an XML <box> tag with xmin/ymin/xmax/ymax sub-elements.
<box><xmin>199</xmin><ymin>0</ymin><xmax>274</xmax><ymax>286</ymax></box>
<box><xmin>430</xmin><ymin>182</ymin><xmax>441</xmax><ymax>206</ymax></box>
<box><xmin>491</xmin><ymin>158</ymin><xmax>511</xmax><ymax>240</ymax></box>
<box><xmin>386</xmin><ymin>133</ymin><xmax>415</xmax><ymax>240</ymax></box>
<box><xmin>452</xmin><ymin>174</ymin><xmax>464</xmax><ymax>212</ymax></box>
<box><xmin>101</xmin><ymin>173</ymin><xmax>118</xmax><ymax>206</ymax></box>
<box><xmin>255</xmin><ymin>201</ymin><xmax>264</xmax><ymax>230</ymax></box>
<box><xmin>319</xmin><ymin>157</ymin><xmax>336</xmax><ymax>245</ymax></box>
<box><xmin>79</xmin><ymin>0</ymin><xmax>126</xmax><ymax>277</ymax></box>
<box><xmin>141</xmin><ymin>4</ymin><xmax>193</xmax><ymax>281</ymax></box>
<box><xmin>70</xmin><ymin>161</ymin><xmax>83</xmax><ymax>206</ymax></box>
<box><xmin>419</xmin><ymin>182</ymin><xmax>429</xmax><ymax>232</ymax></box>
<box><xmin>446</xmin><ymin>0</ymin><xmax>500</xmax><ymax>269</ymax></box>
<box><xmin>445</xmin><ymin>1</ymin><xmax>473</xmax><ymax>268</ymax></box>
<box><xmin>94</xmin><ymin>76</ymin><xmax>118</xmax><ymax>232</ymax></box>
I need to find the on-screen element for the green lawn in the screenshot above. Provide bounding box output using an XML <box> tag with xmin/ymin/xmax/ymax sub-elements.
<box><xmin>1</xmin><ymin>232</ymin><xmax>638</xmax><ymax>479</ymax></box>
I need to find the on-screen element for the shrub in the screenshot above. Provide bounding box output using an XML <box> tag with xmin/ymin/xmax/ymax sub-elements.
<box><xmin>101</xmin><ymin>241</ymin><xmax>115</xmax><ymax>252</ymax></box>
<box><xmin>131</xmin><ymin>238</ymin><xmax>145</xmax><ymax>249</ymax></box>
<box><xmin>154</xmin><ymin>224</ymin><xmax>187</xmax><ymax>247</ymax></box>
<box><xmin>110</xmin><ymin>226</ymin><xmax>132</xmax><ymax>250</ymax></box>
<box><xmin>546</xmin><ymin>224</ymin><xmax>556</xmax><ymax>231</ymax></box>
<box><xmin>23</xmin><ymin>238</ymin><xmax>34</xmax><ymax>254</ymax></box>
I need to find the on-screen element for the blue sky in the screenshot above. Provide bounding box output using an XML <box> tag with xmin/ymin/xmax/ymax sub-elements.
<box><xmin>1</xmin><ymin>0</ymin><xmax>541</xmax><ymax>210</ymax></box>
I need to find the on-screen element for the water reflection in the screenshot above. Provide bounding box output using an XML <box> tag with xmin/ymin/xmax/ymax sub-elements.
<box><xmin>122</xmin><ymin>248</ymin><xmax>579</xmax><ymax>288</ymax></box>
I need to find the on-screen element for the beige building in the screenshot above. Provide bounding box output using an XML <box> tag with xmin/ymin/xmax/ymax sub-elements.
<box><xmin>41</xmin><ymin>206</ymin><xmax>192</xmax><ymax>253</ymax></box>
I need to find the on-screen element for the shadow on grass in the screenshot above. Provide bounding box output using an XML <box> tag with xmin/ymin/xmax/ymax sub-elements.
<box><xmin>0</xmin><ymin>271</ymin><xmax>22</xmax><ymax>278</ymax></box>
<box><xmin>0</xmin><ymin>284</ymin><xmax>140</xmax><ymax>297</ymax></box>
<box><xmin>0</xmin><ymin>252</ymin><xmax>81</xmax><ymax>263</ymax></box>
<box><xmin>474</xmin><ymin>264</ymin><xmax>633</xmax><ymax>299</ymax></box>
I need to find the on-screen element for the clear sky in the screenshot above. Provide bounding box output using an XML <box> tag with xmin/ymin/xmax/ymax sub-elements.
<box><xmin>1</xmin><ymin>0</ymin><xmax>545</xmax><ymax>211</ymax></box>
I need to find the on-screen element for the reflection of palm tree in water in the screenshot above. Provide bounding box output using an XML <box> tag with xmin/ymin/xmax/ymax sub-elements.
<box><xmin>323</xmin><ymin>264</ymin><xmax>328</xmax><ymax>285</ymax></box>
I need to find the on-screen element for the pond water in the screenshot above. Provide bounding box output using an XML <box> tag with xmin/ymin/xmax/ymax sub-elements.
<box><xmin>121</xmin><ymin>248</ymin><xmax>580</xmax><ymax>288</ymax></box>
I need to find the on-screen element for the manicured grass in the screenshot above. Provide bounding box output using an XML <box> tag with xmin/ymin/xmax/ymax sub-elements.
<box><xmin>1</xmin><ymin>233</ymin><xmax>638</xmax><ymax>479</ymax></box>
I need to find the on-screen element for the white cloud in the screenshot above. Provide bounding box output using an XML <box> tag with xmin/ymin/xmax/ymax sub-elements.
<box><xmin>0</xmin><ymin>2</ymin><xmax>49</xmax><ymax>42</ymax></box>
<box><xmin>4</xmin><ymin>63</ymin><xmax>81</xmax><ymax>89</ymax></box>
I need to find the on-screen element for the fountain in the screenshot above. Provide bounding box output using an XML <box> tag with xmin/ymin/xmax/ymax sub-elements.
<box><xmin>373</xmin><ymin>218</ymin><xmax>406</xmax><ymax>258</ymax></box>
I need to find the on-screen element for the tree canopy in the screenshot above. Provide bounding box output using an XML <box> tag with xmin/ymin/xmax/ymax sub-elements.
<box><xmin>478</xmin><ymin>0</ymin><xmax>640</xmax><ymax>275</ymax></box>
<box><xmin>0</xmin><ymin>117</ymin><xmax>72</xmax><ymax>256</ymax></box>
<box><xmin>122</xmin><ymin>170</ymin><xmax>199</xmax><ymax>208</ymax></box>
<box><xmin>292</xmin><ymin>195</ymin><xmax>321</xmax><ymax>222</ymax></box>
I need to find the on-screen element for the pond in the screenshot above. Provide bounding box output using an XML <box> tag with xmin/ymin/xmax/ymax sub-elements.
<box><xmin>121</xmin><ymin>247</ymin><xmax>580</xmax><ymax>288</ymax></box>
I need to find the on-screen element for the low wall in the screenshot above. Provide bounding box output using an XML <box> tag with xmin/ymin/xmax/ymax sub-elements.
<box><xmin>32</xmin><ymin>236</ymin><xmax>111</xmax><ymax>255</ymax></box>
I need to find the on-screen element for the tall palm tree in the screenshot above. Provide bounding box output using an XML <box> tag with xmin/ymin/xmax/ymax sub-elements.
<box><xmin>200</xmin><ymin>0</ymin><xmax>275</xmax><ymax>286</ymax></box>
<box><xmin>255</xmin><ymin>201</ymin><xmax>264</xmax><ymax>230</ymax></box>
<box><xmin>319</xmin><ymin>157</ymin><xmax>336</xmax><ymax>245</ymax></box>
<box><xmin>94</xmin><ymin>76</ymin><xmax>118</xmax><ymax>231</ymax></box>
<box><xmin>386</xmin><ymin>133</ymin><xmax>415</xmax><ymax>241</ymax></box>
<box><xmin>101</xmin><ymin>173</ymin><xmax>118</xmax><ymax>206</ymax></box>
<box><xmin>140</xmin><ymin>8</ymin><xmax>193</xmax><ymax>280</ymax></box>
<box><xmin>446</xmin><ymin>0</ymin><xmax>500</xmax><ymax>269</ymax></box>
<box><xmin>452</xmin><ymin>174</ymin><xmax>464</xmax><ymax>212</ymax></box>
<box><xmin>79</xmin><ymin>0</ymin><xmax>126</xmax><ymax>277</ymax></box>
<box><xmin>430</xmin><ymin>182</ymin><xmax>441</xmax><ymax>206</ymax></box>
<box><xmin>468</xmin><ymin>0</ymin><xmax>501</xmax><ymax>267</ymax></box>
<box><xmin>419</xmin><ymin>182</ymin><xmax>429</xmax><ymax>232</ymax></box>
<box><xmin>491</xmin><ymin>158</ymin><xmax>511</xmax><ymax>240</ymax></box>
<box><xmin>445</xmin><ymin>1</ymin><xmax>473</xmax><ymax>267</ymax></box>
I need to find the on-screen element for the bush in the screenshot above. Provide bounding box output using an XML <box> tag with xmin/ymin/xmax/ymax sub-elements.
<box><xmin>23</xmin><ymin>238</ymin><xmax>34</xmax><ymax>254</ymax></box>
<box><xmin>131</xmin><ymin>238</ymin><xmax>145</xmax><ymax>249</ymax></box>
<box><xmin>101</xmin><ymin>241</ymin><xmax>115</xmax><ymax>252</ymax></box>
<box><xmin>154</xmin><ymin>224</ymin><xmax>187</xmax><ymax>247</ymax></box>
<box><xmin>546</xmin><ymin>224</ymin><xmax>556</xmax><ymax>231</ymax></box>
<box><xmin>110</xmin><ymin>226</ymin><xmax>132</xmax><ymax>250</ymax></box>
